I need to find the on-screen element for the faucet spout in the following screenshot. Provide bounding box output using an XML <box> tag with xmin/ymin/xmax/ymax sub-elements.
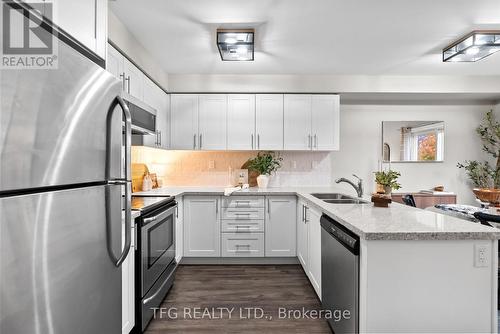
<box><xmin>335</xmin><ymin>175</ymin><xmax>364</xmax><ymax>198</ymax></box>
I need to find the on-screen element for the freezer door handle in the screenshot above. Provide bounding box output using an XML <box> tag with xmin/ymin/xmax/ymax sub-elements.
<box><xmin>105</xmin><ymin>96</ymin><xmax>132</xmax><ymax>267</ymax></box>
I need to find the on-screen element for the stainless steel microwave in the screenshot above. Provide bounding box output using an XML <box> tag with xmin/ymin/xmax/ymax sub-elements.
<box><xmin>123</xmin><ymin>93</ymin><xmax>156</xmax><ymax>135</ymax></box>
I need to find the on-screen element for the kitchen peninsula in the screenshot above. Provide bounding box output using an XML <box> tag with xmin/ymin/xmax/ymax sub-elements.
<box><xmin>135</xmin><ymin>186</ymin><xmax>500</xmax><ymax>333</ymax></box>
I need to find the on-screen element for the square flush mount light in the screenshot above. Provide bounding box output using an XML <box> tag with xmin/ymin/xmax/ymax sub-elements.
<box><xmin>443</xmin><ymin>30</ymin><xmax>500</xmax><ymax>62</ymax></box>
<box><xmin>217</xmin><ymin>29</ymin><xmax>254</xmax><ymax>61</ymax></box>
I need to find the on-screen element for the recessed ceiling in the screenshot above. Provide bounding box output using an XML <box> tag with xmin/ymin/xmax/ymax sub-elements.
<box><xmin>110</xmin><ymin>0</ymin><xmax>500</xmax><ymax>75</ymax></box>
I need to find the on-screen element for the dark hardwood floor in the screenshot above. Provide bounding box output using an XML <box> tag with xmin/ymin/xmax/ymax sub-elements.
<box><xmin>145</xmin><ymin>265</ymin><xmax>331</xmax><ymax>334</ymax></box>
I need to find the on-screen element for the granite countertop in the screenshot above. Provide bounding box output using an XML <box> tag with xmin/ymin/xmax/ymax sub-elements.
<box><xmin>133</xmin><ymin>186</ymin><xmax>500</xmax><ymax>241</ymax></box>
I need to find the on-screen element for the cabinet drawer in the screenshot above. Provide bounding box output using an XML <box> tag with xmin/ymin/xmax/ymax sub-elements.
<box><xmin>221</xmin><ymin>219</ymin><xmax>264</xmax><ymax>233</ymax></box>
<box><xmin>222</xmin><ymin>196</ymin><xmax>264</xmax><ymax>208</ymax></box>
<box><xmin>222</xmin><ymin>207</ymin><xmax>264</xmax><ymax>220</ymax></box>
<box><xmin>221</xmin><ymin>233</ymin><xmax>264</xmax><ymax>257</ymax></box>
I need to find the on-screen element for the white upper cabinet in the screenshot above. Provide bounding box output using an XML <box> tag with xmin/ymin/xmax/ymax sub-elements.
<box><xmin>170</xmin><ymin>95</ymin><xmax>199</xmax><ymax>150</ymax></box>
<box><xmin>106</xmin><ymin>45</ymin><xmax>124</xmax><ymax>83</ymax></box>
<box><xmin>265</xmin><ymin>196</ymin><xmax>297</xmax><ymax>257</ymax></box>
<box><xmin>51</xmin><ymin>0</ymin><xmax>107</xmax><ymax>59</ymax></box>
<box><xmin>106</xmin><ymin>44</ymin><xmax>146</xmax><ymax>102</ymax></box>
<box><xmin>284</xmin><ymin>95</ymin><xmax>312</xmax><ymax>150</ymax></box>
<box><xmin>143</xmin><ymin>77</ymin><xmax>169</xmax><ymax>149</ymax></box>
<box><xmin>123</xmin><ymin>58</ymin><xmax>144</xmax><ymax>100</ymax></box>
<box><xmin>311</xmin><ymin>95</ymin><xmax>340</xmax><ymax>151</ymax></box>
<box><xmin>255</xmin><ymin>94</ymin><xmax>284</xmax><ymax>150</ymax></box>
<box><xmin>169</xmin><ymin>93</ymin><xmax>338</xmax><ymax>151</ymax></box>
<box><xmin>284</xmin><ymin>94</ymin><xmax>340</xmax><ymax>151</ymax></box>
<box><xmin>227</xmin><ymin>95</ymin><xmax>256</xmax><ymax>150</ymax></box>
<box><xmin>198</xmin><ymin>95</ymin><xmax>227</xmax><ymax>150</ymax></box>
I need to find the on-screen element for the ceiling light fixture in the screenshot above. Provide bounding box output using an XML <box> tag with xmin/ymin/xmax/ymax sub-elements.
<box><xmin>217</xmin><ymin>29</ymin><xmax>254</xmax><ymax>61</ymax></box>
<box><xmin>443</xmin><ymin>30</ymin><xmax>500</xmax><ymax>62</ymax></box>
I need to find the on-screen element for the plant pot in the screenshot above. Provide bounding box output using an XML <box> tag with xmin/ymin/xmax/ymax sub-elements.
<box><xmin>383</xmin><ymin>186</ymin><xmax>392</xmax><ymax>195</ymax></box>
<box><xmin>256</xmin><ymin>175</ymin><xmax>270</xmax><ymax>188</ymax></box>
<box><xmin>473</xmin><ymin>188</ymin><xmax>500</xmax><ymax>207</ymax></box>
<box><xmin>375</xmin><ymin>183</ymin><xmax>385</xmax><ymax>194</ymax></box>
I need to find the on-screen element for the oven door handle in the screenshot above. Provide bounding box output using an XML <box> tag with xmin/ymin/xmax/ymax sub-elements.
<box><xmin>143</xmin><ymin>216</ymin><xmax>157</xmax><ymax>224</ymax></box>
<box><xmin>142</xmin><ymin>205</ymin><xmax>177</xmax><ymax>226</ymax></box>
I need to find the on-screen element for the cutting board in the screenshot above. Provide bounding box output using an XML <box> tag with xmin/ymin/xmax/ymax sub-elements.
<box><xmin>132</xmin><ymin>163</ymin><xmax>149</xmax><ymax>193</ymax></box>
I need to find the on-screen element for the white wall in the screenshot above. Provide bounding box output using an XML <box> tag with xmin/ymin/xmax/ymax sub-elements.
<box><xmin>331</xmin><ymin>104</ymin><xmax>492</xmax><ymax>204</ymax></box>
<box><xmin>168</xmin><ymin>74</ymin><xmax>500</xmax><ymax>95</ymax></box>
<box><xmin>108</xmin><ymin>11</ymin><xmax>169</xmax><ymax>90</ymax></box>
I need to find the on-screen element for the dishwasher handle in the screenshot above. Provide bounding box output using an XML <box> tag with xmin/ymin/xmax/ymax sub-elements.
<box><xmin>320</xmin><ymin>214</ymin><xmax>360</xmax><ymax>255</ymax></box>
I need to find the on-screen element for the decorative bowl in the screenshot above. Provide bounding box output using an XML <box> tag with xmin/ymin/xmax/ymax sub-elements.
<box><xmin>473</xmin><ymin>188</ymin><xmax>500</xmax><ymax>207</ymax></box>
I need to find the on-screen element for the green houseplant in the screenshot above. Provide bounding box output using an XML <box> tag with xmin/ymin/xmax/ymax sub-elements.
<box><xmin>457</xmin><ymin>110</ymin><xmax>500</xmax><ymax>205</ymax></box>
<box><xmin>374</xmin><ymin>170</ymin><xmax>401</xmax><ymax>195</ymax></box>
<box><xmin>247</xmin><ymin>151</ymin><xmax>283</xmax><ymax>188</ymax></box>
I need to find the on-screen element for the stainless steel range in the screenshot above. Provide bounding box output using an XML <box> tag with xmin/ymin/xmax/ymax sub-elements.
<box><xmin>132</xmin><ymin>196</ymin><xmax>177</xmax><ymax>332</ymax></box>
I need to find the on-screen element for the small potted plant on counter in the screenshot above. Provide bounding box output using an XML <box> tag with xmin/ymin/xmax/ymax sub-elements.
<box><xmin>247</xmin><ymin>151</ymin><xmax>283</xmax><ymax>188</ymax></box>
<box><xmin>374</xmin><ymin>169</ymin><xmax>402</xmax><ymax>195</ymax></box>
<box><xmin>458</xmin><ymin>110</ymin><xmax>500</xmax><ymax>206</ymax></box>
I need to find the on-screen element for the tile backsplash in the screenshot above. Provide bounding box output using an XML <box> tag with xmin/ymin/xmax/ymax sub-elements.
<box><xmin>131</xmin><ymin>147</ymin><xmax>333</xmax><ymax>188</ymax></box>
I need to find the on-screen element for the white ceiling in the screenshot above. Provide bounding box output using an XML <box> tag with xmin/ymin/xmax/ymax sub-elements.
<box><xmin>110</xmin><ymin>0</ymin><xmax>500</xmax><ymax>75</ymax></box>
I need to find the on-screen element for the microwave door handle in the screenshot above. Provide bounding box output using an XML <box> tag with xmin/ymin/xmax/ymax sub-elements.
<box><xmin>105</xmin><ymin>96</ymin><xmax>132</xmax><ymax>267</ymax></box>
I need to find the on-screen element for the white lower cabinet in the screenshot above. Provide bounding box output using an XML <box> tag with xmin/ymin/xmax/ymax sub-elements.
<box><xmin>175</xmin><ymin>196</ymin><xmax>183</xmax><ymax>263</ymax></box>
<box><xmin>307</xmin><ymin>205</ymin><xmax>322</xmax><ymax>299</ymax></box>
<box><xmin>183</xmin><ymin>196</ymin><xmax>221</xmax><ymax>257</ymax></box>
<box><xmin>221</xmin><ymin>232</ymin><xmax>264</xmax><ymax>257</ymax></box>
<box><xmin>297</xmin><ymin>200</ymin><xmax>309</xmax><ymax>270</ymax></box>
<box><xmin>297</xmin><ymin>201</ymin><xmax>322</xmax><ymax>299</ymax></box>
<box><xmin>221</xmin><ymin>196</ymin><xmax>265</xmax><ymax>257</ymax></box>
<box><xmin>265</xmin><ymin>196</ymin><xmax>297</xmax><ymax>257</ymax></box>
<box><xmin>122</xmin><ymin>221</ymin><xmax>135</xmax><ymax>334</ymax></box>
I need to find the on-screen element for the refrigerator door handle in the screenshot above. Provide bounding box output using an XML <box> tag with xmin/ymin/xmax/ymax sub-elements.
<box><xmin>106</xmin><ymin>95</ymin><xmax>131</xmax><ymax>181</ymax></box>
<box><xmin>106</xmin><ymin>96</ymin><xmax>132</xmax><ymax>267</ymax></box>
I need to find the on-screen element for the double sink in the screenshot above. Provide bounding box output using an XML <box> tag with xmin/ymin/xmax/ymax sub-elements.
<box><xmin>311</xmin><ymin>193</ymin><xmax>369</xmax><ymax>204</ymax></box>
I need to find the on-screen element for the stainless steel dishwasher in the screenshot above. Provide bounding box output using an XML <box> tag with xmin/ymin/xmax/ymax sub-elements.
<box><xmin>320</xmin><ymin>214</ymin><xmax>360</xmax><ymax>333</ymax></box>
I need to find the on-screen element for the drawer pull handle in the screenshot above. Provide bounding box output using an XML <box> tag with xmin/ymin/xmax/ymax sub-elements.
<box><xmin>235</xmin><ymin>200</ymin><xmax>251</xmax><ymax>208</ymax></box>
<box><xmin>236</xmin><ymin>244</ymin><xmax>251</xmax><ymax>248</ymax></box>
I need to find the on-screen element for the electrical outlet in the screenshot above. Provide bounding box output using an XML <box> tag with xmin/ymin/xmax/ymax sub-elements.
<box><xmin>474</xmin><ymin>244</ymin><xmax>489</xmax><ymax>267</ymax></box>
<box><xmin>208</xmin><ymin>160</ymin><xmax>215</xmax><ymax>169</ymax></box>
<box><xmin>291</xmin><ymin>161</ymin><xmax>297</xmax><ymax>169</ymax></box>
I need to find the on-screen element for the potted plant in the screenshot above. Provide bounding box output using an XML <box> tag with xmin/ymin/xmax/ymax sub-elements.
<box><xmin>374</xmin><ymin>170</ymin><xmax>402</xmax><ymax>195</ymax></box>
<box><xmin>458</xmin><ymin>110</ymin><xmax>500</xmax><ymax>206</ymax></box>
<box><xmin>247</xmin><ymin>151</ymin><xmax>283</xmax><ymax>188</ymax></box>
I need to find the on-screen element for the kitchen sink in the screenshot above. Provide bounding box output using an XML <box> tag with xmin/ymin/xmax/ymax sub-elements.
<box><xmin>323</xmin><ymin>199</ymin><xmax>370</xmax><ymax>204</ymax></box>
<box><xmin>310</xmin><ymin>193</ymin><xmax>369</xmax><ymax>204</ymax></box>
<box><xmin>311</xmin><ymin>193</ymin><xmax>354</xmax><ymax>200</ymax></box>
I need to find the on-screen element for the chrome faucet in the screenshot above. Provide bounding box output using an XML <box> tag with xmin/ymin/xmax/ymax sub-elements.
<box><xmin>335</xmin><ymin>174</ymin><xmax>364</xmax><ymax>198</ymax></box>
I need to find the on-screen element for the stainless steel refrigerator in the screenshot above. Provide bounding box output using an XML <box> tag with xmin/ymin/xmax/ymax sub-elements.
<box><xmin>0</xmin><ymin>13</ymin><xmax>132</xmax><ymax>334</ymax></box>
